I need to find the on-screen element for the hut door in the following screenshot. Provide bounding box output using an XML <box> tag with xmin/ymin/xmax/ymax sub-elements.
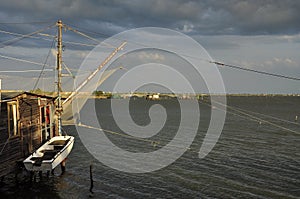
<box><xmin>40</xmin><ymin>105</ymin><xmax>51</xmax><ymax>143</ymax></box>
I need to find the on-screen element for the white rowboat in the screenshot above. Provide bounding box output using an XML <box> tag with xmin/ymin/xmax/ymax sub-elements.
<box><xmin>23</xmin><ymin>135</ymin><xmax>74</xmax><ymax>171</ymax></box>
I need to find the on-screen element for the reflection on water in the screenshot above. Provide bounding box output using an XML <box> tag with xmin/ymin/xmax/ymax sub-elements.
<box><xmin>1</xmin><ymin>96</ymin><xmax>300</xmax><ymax>198</ymax></box>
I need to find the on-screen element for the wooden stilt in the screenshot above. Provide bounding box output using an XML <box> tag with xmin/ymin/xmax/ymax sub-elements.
<box><xmin>39</xmin><ymin>171</ymin><xmax>42</xmax><ymax>180</ymax></box>
<box><xmin>14</xmin><ymin>172</ymin><xmax>18</xmax><ymax>185</ymax></box>
<box><xmin>33</xmin><ymin>172</ymin><xmax>36</xmax><ymax>182</ymax></box>
<box><xmin>61</xmin><ymin>158</ymin><xmax>66</xmax><ymax>174</ymax></box>
<box><xmin>30</xmin><ymin>171</ymin><xmax>34</xmax><ymax>182</ymax></box>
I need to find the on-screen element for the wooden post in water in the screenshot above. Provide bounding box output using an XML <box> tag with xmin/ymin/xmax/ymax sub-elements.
<box><xmin>0</xmin><ymin>79</ymin><xmax>1</xmax><ymax>111</ymax></box>
<box><xmin>90</xmin><ymin>164</ymin><xmax>94</xmax><ymax>195</ymax></box>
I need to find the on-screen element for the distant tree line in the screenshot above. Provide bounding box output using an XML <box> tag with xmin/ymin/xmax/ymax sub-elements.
<box><xmin>92</xmin><ymin>90</ymin><xmax>112</xmax><ymax>98</ymax></box>
<box><xmin>29</xmin><ymin>88</ymin><xmax>54</xmax><ymax>96</ymax></box>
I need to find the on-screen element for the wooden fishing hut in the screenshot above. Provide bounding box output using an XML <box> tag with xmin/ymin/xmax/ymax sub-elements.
<box><xmin>0</xmin><ymin>92</ymin><xmax>57</xmax><ymax>177</ymax></box>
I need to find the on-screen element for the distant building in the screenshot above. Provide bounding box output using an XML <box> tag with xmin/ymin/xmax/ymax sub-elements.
<box><xmin>146</xmin><ymin>93</ymin><xmax>160</xmax><ymax>100</ymax></box>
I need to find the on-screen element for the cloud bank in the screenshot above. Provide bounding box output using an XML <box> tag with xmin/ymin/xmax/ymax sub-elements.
<box><xmin>0</xmin><ymin>0</ymin><xmax>300</xmax><ymax>35</ymax></box>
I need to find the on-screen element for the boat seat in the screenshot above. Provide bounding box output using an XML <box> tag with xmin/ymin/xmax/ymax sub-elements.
<box><xmin>30</xmin><ymin>149</ymin><xmax>60</xmax><ymax>166</ymax></box>
<box><xmin>54</xmin><ymin>145</ymin><xmax>64</xmax><ymax>150</ymax></box>
<box><xmin>42</xmin><ymin>150</ymin><xmax>59</xmax><ymax>160</ymax></box>
<box><xmin>49</xmin><ymin>140</ymin><xmax>68</xmax><ymax>146</ymax></box>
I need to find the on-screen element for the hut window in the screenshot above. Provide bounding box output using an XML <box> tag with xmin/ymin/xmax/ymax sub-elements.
<box><xmin>8</xmin><ymin>102</ymin><xmax>18</xmax><ymax>137</ymax></box>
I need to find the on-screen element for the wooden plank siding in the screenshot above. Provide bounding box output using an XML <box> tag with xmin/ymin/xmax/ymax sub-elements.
<box><xmin>0</xmin><ymin>92</ymin><xmax>56</xmax><ymax>177</ymax></box>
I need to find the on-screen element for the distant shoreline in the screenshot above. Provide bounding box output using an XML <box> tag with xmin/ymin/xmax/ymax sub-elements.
<box><xmin>1</xmin><ymin>90</ymin><xmax>299</xmax><ymax>100</ymax></box>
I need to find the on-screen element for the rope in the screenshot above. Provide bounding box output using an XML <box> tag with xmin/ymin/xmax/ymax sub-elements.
<box><xmin>61</xmin><ymin>126</ymin><xmax>69</xmax><ymax>136</ymax></box>
<box><xmin>76</xmin><ymin>123</ymin><xmax>199</xmax><ymax>154</ymax></box>
<box><xmin>74</xmin><ymin>96</ymin><xmax>300</xmax><ymax>157</ymax></box>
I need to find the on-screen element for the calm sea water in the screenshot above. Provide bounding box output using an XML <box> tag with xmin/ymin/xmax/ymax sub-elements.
<box><xmin>1</xmin><ymin>96</ymin><xmax>300</xmax><ymax>198</ymax></box>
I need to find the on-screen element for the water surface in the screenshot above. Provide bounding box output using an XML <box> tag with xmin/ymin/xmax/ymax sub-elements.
<box><xmin>1</xmin><ymin>96</ymin><xmax>299</xmax><ymax>198</ymax></box>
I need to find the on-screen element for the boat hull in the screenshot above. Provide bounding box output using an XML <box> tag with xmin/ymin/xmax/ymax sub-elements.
<box><xmin>23</xmin><ymin>135</ymin><xmax>74</xmax><ymax>171</ymax></box>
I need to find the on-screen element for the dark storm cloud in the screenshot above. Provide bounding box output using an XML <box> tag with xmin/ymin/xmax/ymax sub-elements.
<box><xmin>0</xmin><ymin>0</ymin><xmax>299</xmax><ymax>36</ymax></box>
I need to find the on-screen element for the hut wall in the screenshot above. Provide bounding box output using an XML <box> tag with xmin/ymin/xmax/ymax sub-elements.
<box><xmin>19</xmin><ymin>97</ymin><xmax>42</xmax><ymax>153</ymax></box>
<box><xmin>0</xmin><ymin>102</ymin><xmax>17</xmax><ymax>176</ymax></box>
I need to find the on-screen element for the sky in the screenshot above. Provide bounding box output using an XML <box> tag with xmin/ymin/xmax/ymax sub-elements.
<box><xmin>0</xmin><ymin>0</ymin><xmax>300</xmax><ymax>94</ymax></box>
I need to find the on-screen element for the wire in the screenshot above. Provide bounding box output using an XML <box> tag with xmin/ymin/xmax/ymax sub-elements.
<box><xmin>63</xmin><ymin>23</ymin><xmax>300</xmax><ymax>82</ymax></box>
<box><xmin>63</xmin><ymin>22</ymin><xmax>111</xmax><ymax>40</ymax></box>
<box><xmin>227</xmin><ymin>103</ymin><xmax>300</xmax><ymax>126</ymax></box>
<box><xmin>5</xmin><ymin>21</ymin><xmax>297</xmax><ymax>83</ymax></box>
<box><xmin>0</xmin><ymin>21</ymin><xmax>53</xmax><ymax>25</ymax></box>
<box><xmin>1</xmin><ymin>21</ymin><xmax>299</xmax><ymax>85</ymax></box>
<box><xmin>0</xmin><ymin>23</ymin><xmax>56</xmax><ymax>48</ymax></box>
<box><xmin>62</xmin><ymin>62</ymin><xmax>75</xmax><ymax>78</ymax></box>
<box><xmin>63</xmin><ymin>23</ymin><xmax>117</xmax><ymax>48</ymax></box>
<box><xmin>32</xmin><ymin>37</ymin><xmax>56</xmax><ymax>90</ymax></box>
<box><xmin>211</xmin><ymin>61</ymin><xmax>300</xmax><ymax>81</ymax></box>
<box><xmin>64</xmin><ymin>25</ymin><xmax>101</xmax><ymax>44</ymax></box>
<box><xmin>0</xmin><ymin>29</ymin><xmax>97</xmax><ymax>48</ymax></box>
<box><xmin>62</xmin><ymin>40</ymin><xmax>96</xmax><ymax>47</ymax></box>
<box><xmin>0</xmin><ymin>29</ymin><xmax>54</xmax><ymax>42</ymax></box>
<box><xmin>0</xmin><ymin>53</ymin><xmax>54</xmax><ymax>68</ymax></box>
<box><xmin>0</xmin><ymin>69</ymin><xmax>53</xmax><ymax>73</ymax></box>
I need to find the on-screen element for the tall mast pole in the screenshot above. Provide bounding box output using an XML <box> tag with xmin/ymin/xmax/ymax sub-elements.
<box><xmin>56</xmin><ymin>20</ymin><xmax>63</xmax><ymax>136</ymax></box>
